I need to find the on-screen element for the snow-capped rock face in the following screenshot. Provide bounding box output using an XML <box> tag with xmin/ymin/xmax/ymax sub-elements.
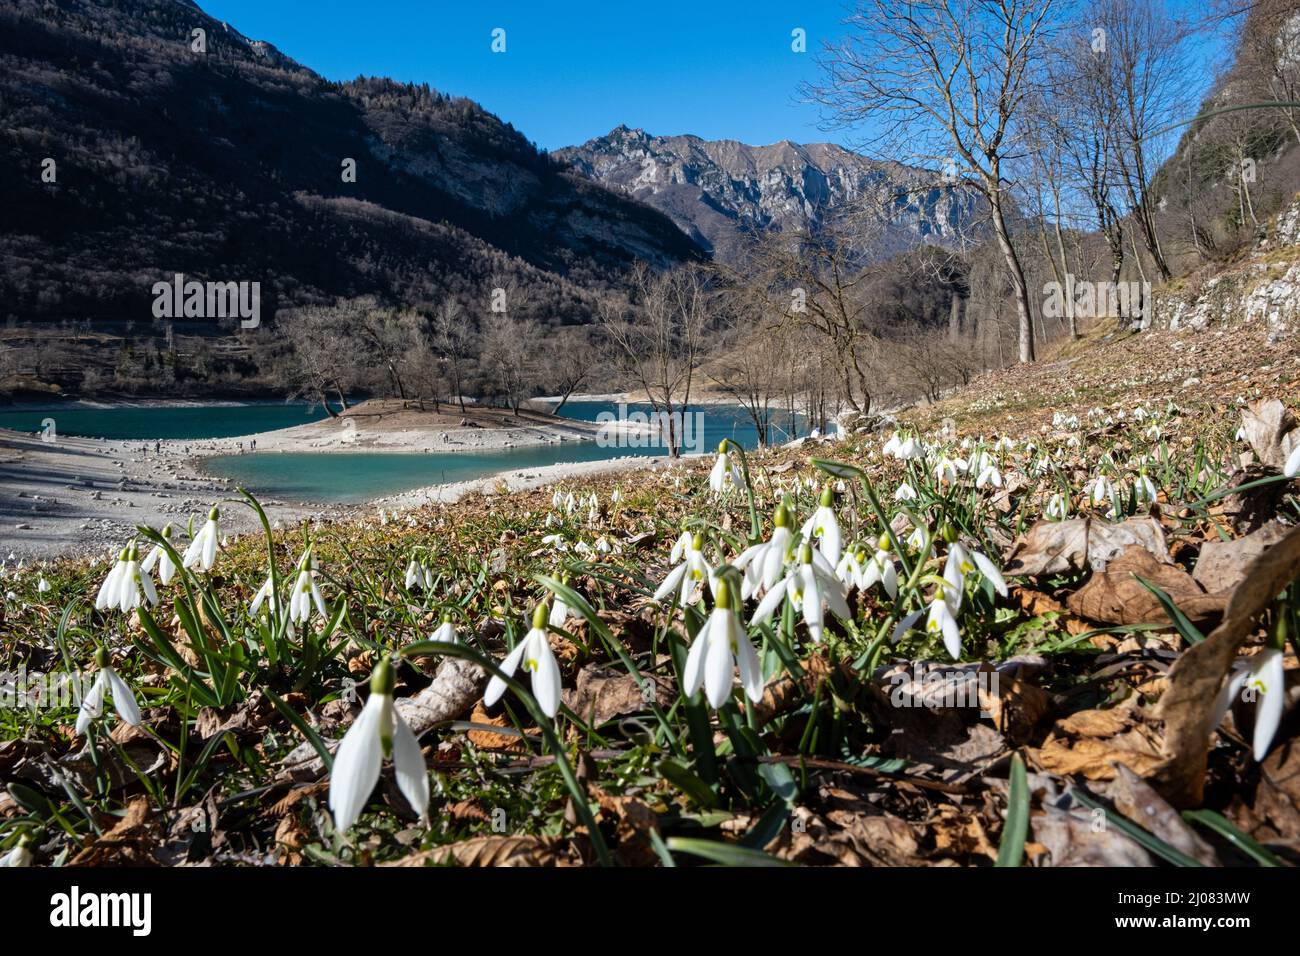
<box><xmin>555</xmin><ymin>127</ymin><xmax>988</xmax><ymax>265</ymax></box>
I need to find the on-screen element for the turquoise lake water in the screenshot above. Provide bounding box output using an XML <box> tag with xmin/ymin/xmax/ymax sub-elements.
<box><xmin>0</xmin><ymin>402</ymin><xmax>331</xmax><ymax>439</ymax></box>
<box><xmin>2</xmin><ymin>400</ymin><xmax>802</xmax><ymax>503</ymax></box>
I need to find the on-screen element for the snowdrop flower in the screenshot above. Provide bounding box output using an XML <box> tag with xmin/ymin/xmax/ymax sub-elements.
<box><xmin>249</xmin><ymin>575</ymin><xmax>279</xmax><ymax>617</ymax></box>
<box><xmin>1045</xmin><ymin>493</ymin><xmax>1070</xmax><ymax>520</ymax></box>
<box><xmin>975</xmin><ymin>458</ymin><xmax>1002</xmax><ymax>489</ymax></box>
<box><xmin>182</xmin><ymin>507</ymin><xmax>220</xmax><ymax>572</ymax></box>
<box><xmin>1213</xmin><ymin>647</ymin><xmax>1286</xmax><ymax>762</ymax></box>
<box><xmin>905</xmin><ymin>524</ymin><xmax>929</xmax><ymax>553</ymax></box>
<box><xmin>0</xmin><ymin>838</ymin><xmax>32</xmax><ymax>868</ymax></box>
<box><xmin>540</xmin><ymin>533</ymin><xmax>569</xmax><ymax>552</ymax></box>
<box><xmin>485</xmin><ymin>604</ymin><xmax>562</xmax><ymax>718</ymax></box>
<box><xmin>1088</xmin><ymin>474</ymin><xmax>1114</xmax><ymax>507</ymax></box>
<box><xmin>94</xmin><ymin>545</ymin><xmax>157</xmax><ymax>613</ymax></box>
<box><xmin>329</xmin><ymin>657</ymin><xmax>429</xmax><ymax>832</ymax></box>
<box><xmin>994</xmin><ymin>436</ymin><xmax>1016</xmax><ymax>453</ymax></box>
<box><xmin>75</xmin><ymin>647</ymin><xmax>142</xmax><ymax>736</ymax></box>
<box><xmin>289</xmin><ymin>552</ymin><xmax>328</xmax><ymax>625</ymax></box>
<box><xmin>860</xmin><ymin>536</ymin><xmax>899</xmax><ymax>599</ymax></box>
<box><xmin>37</xmin><ymin>577</ymin><xmax>50</xmax><ymax>594</ymax></box>
<box><xmin>549</xmin><ymin>577</ymin><xmax>582</xmax><ymax>628</ymax></box>
<box><xmin>926</xmin><ymin>590</ymin><xmax>963</xmax><ymax>659</ymax></box>
<box><xmin>800</xmin><ymin>487</ymin><xmax>843</xmax><ymax>564</ymax></box>
<box><xmin>735</xmin><ymin>505</ymin><xmax>795</xmax><ymax>598</ymax></box>
<box><xmin>429</xmin><ymin>613</ymin><xmax>458</xmax><ymax>645</ymax></box>
<box><xmin>894</xmin><ymin>481</ymin><xmax>917</xmax><ymax>502</ymax></box>
<box><xmin>1285</xmin><ymin>444</ymin><xmax>1300</xmax><ymax>479</ymax></box>
<box><xmin>752</xmin><ymin>544</ymin><xmax>851</xmax><ymax>643</ymax></box>
<box><xmin>709</xmin><ymin>440</ymin><xmax>743</xmax><ymax>495</ymax></box>
<box><xmin>1134</xmin><ymin>471</ymin><xmax>1158</xmax><ymax>505</ymax></box>
<box><xmin>683</xmin><ymin>579</ymin><xmax>762</xmax><ymax>709</ymax></box>
<box><xmin>835</xmin><ymin>548</ymin><xmax>866</xmax><ymax>591</ymax></box>
<box><xmin>934</xmin><ymin>455</ymin><xmax>968</xmax><ymax>483</ymax></box>
<box><xmin>140</xmin><ymin>524</ymin><xmax>178</xmax><ymax>585</ymax></box>
<box><xmin>944</xmin><ymin>539</ymin><xmax>1008</xmax><ymax>601</ymax></box>
<box><xmin>653</xmin><ymin>533</ymin><xmax>715</xmax><ymax>606</ymax></box>
<box><xmin>885</xmin><ymin>431</ymin><xmax>924</xmax><ymax>461</ymax></box>
<box><xmin>404</xmin><ymin>557</ymin><xmax>433</xmax><ymax>592</ymax></box>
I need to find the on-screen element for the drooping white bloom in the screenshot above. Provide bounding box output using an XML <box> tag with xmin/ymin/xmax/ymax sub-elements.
<box><xmin>0</xmin><ymin>840</ymin><xmax>32</xmax><ymax>868</ymax></box>
<box><xmin>653</xmin><ymin>532</ymin><xmax>715</xmax><ymax>606</ymax></box>
<box><xmin>926</xmin><ymin>592</ymin><xmax>963</xmax><ymax>659</ymax></box>
<box><xmin>182</xmin><ymin>507</ymin><xmax>220</xmax><ymax>572</ymax></box>
<box><xmin>140</xmin><ymin>523</ymin><xmax>178</xmax><ymax>586</ymax></box>
<box><xmin>835</xmin><ymin>549</ymin><xmax>866</xmax><ymax>591</ymax></box>
<box><xmin>883</xmin><ymin>434</ymin><xmax>925</xmax><ymax>463</ymax></box>
<box><xmin>75</xmin><ymin>648</ymin><xmax>142</xmax><ymax>736</ymax></box>
<box><xmin>404</xmin><ymin>557</ymin><xmax>433</xmax><ymax>592</ymax></box>
<box><xmin>429</xmin><ymin>614</ymin><xmax>458</xmax><ymax>644</ymax></box>
<box><xmin>485</xmin><ymin>604</ymin><xmax>562</xmax><ymax>718</ymax></box>
<box><xmin>1045</xmin><ymin>493</ymin><xmax>1070</xmax><ymax>520</ymax></box>
<box><xmin>751</xmin><ymin>544</ymin><xmax>851</xmax><ymax>643</ymax></box>
<box><xmin>249</xmin><ymin>575</ymin><xmax>278</xmax><ymax>618</ymax></box>
<box><xmin>1213</xmin><ymin>647</ymin><xmax>1286</xmax><ymax>762</ymax></box>
<box><xmin>683</xmin><ymin>579</ymin><xmax>763</xmax><ymax>709</ymax></box>
<box><xmin>735</xmin><ymin>505</ymin><xmax>795</xmax><ymax>599</ymax></box>
<box><xmin>93</xmin><ymin>545</ymin><xmax>157</xmax><ymax>614</ymax></box>
<box><xmin>37</xmin><ymin>577</ymin><xmax>50</xmax><ymax>594</ymax></box>
<box><xmin>289</xmin><ymin>551</ymin><xmax>328</xmax><ymax>625</ymax></box>
<box><xmin>708</xmin><ymin>441</ymin><xmax>743</xmax><ymax>495</ymax></box>
<box><xmin>329</xmin><ymin>657</ymin><xmax>429</xmax><ymax>832</ymax></box>
<box><xmin>1088</xmin><ymin>474</ymin><xmax>1114</xmax><ymax>506</ymax></box>
<box><xmin>934</xmin><ymin>455</ymin><xmax>968</xmax><ymax>483</ymax></box>
<box><xmin>974</xmin><ymin>452</ymin><xmax>1002</xmax><ymax>489</ymax></box>
<box><xmin>1284</xmin><ymin>443</ymin><xmax>1300</xmax><ymax>479</ymax></box>
<box><xmin>859</xmin><ymin>538</ymin><xmax>899</xmax><ymax>599</ymax></box>
<box><xmin>894</xmin><ymin>481</ymin><xmax>917</xmax><ymax>502</ymax></box>
<box><xmin>946</xmin><ymin>541</ymin><xmax>1008</xmax><ymax>599</ymax></box>
<box><xmin>94</xmin><ymin>548</ymin><xmax>129</xmax><ymax>612</ymax></box>
<box><xmin>1134</xmin><ymin>471</ymin><xmax>1158</xmax><ymax>505</ymax></box>
<box><xmin>800</xmin><ymin>487</ymin><xmax>843</xmax><ymax>564</ymax></box>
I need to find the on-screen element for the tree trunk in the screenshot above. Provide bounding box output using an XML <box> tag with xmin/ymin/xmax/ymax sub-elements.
<box><xmin>989</xmin><ymin>198</ymin><xmax>1035</xmax><ymax>363</ymax></box>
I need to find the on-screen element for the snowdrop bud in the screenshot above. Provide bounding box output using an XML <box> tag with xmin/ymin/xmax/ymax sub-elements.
<box><xmin>370</xmin><ymin>655</ymin><xmax>395</xmax><ymax>697</ymax></box>
<box><xmin>714</xmin><ymin>576</ymin><xmax>733</xmax><ymax>611</ymax></box>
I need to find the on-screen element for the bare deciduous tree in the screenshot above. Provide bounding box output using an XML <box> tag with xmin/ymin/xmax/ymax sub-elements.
<box><xmin>812</xmin><ymin>0</ymin><xmax>1058</xmax><ymax>363</ymax></box>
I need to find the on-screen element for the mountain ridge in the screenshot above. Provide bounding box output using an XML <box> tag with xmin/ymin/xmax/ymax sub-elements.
<box><xmin>556</xmin><ymin>125</ymin><xmax>990</xmax><ymax>264</ymax></box>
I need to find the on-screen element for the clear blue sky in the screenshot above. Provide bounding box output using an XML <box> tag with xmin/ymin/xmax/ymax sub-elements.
<box><xmin>199</xmin><ymin>0</ymin><xmax>848</xmax><ymax>151</ymax></box>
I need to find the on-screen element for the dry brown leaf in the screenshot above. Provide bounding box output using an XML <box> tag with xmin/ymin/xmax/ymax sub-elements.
<box><xmin>564</xmin><ymin>663</ymin><xmax>674</xmax><ymax>725</ymax></box>
<box><xmin>383</xmin><ymin>834</ymin><xmax>579</xmax><ymax>867</ymax></box>
<box><xmin>1193</xmin><ymin>522</ymin><xmax>1290</xmax><ymax>593</ymax></box>
<box><xmin>466</xmin><ymin>702</ymin><xmax>528</xmax><ymax>752</ymax></box>
<box><xmin>1032</xmin><ymin>805</ymin><xmax>1154</xmax><ymax>866</ymax></box>
<box><xmin>1239</xmin><ymin>398</ymin><xmax>1300</xmax><ymax>470</ymax></box>
<box><xmin>1109</xmin><ymin>764</ymin><xmax>1220</xmax><ymax>866</ymax></box>
<box><xmin>1004</xmin><ymin>516</ymin><xmax>1170</xmax><ymax>577</ymax></box>
<box><xmin>71</xmin><ymin>796</ymin><xmax>160</xmax><ymax>866</ymax></box>
<box><xmin>1067</xmin><ymin>545</ymin><xmax>1224</xmax><ymax>626</ymax></box>
<box><xmin>1154</xmin><ymin>525</ymin><xmax>1300</xmax><ymax>806</ymax></box>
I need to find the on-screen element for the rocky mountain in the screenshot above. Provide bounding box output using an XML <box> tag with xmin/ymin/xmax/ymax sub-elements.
<box><xmin>556</xmin><ymin>127</ymin><xmax>988</xmax><ymax>265</ymax></box>
<box><xmin>0</xmin><ymin>0</ymin><xmax>699</xmax><ymax>334</ymax></box>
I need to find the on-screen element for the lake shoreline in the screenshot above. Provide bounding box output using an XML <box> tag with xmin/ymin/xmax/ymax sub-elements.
<box><xmin>0</xmin><ymin>399</ymin><xmax>671</xmax><ymax>561</ymax></box>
